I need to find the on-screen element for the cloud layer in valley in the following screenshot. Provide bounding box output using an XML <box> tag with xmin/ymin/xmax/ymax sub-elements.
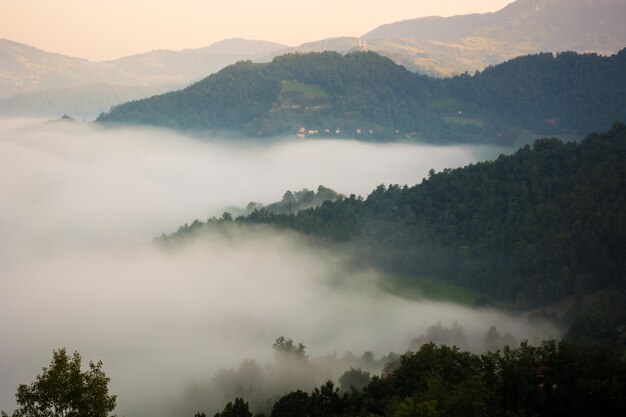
<box><xmin>0</xmin><ymin>120</ymin><xmax>556</xmax><ymax>416</ymax></box>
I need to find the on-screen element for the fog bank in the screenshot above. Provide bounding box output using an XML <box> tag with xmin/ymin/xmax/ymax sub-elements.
<box><xmin>0</xmin><ymin>120</ymin><xmax>498</xmax><ymax>248</ymax></box>
<box><xmin>0</xmin><ymin>120</ymin><xmax>553</xmax><ymax>417</ymax></box>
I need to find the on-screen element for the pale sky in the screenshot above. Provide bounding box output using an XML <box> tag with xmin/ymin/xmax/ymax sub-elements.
<box><xmin>1</xmin><ymin>0</ymin><xmax>513</xmax><ymax>61</ymax></box>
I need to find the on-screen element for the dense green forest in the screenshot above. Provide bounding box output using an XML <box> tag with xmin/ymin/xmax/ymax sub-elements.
<box><xmin>162</xmin><ymin>124</ymin><xmax>626</xmax><ymax>306</ymax></box>
<box><xmin>98</xmin><ymin>50</ymin><xmax>626</xmax><ymax>143</ymax></box>
<box><xmin>449</xmin><ymin>51</ymin><xmax>626</xmax><ymax>134</ymax></box>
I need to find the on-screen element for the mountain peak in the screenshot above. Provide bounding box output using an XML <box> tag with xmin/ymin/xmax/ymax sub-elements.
<box><xmin>197</xmin><ymin>38</ymin><xmax>288</xmax><ymax>56</ymax></box>
<box><xmin>363</xmin><ymin>0</ymin><xmax>626</xmax><ymax>54</ymax></box>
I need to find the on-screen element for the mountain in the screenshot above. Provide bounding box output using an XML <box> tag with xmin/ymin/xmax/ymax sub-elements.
<box><xmin>364</xmin><ymin>12</ymin><xmax>496</xmax><ymax>42</ymax></box>
<box><xmin>359</xmin><ymin>0</ymin><xmax>626</xmax><ymax>75</ymax></box>
<box><xmin>0</xmin><ymin>39</ymin><xmax>100</xmax><ymax>99</ymax></box>
<box><xmin>96</xmin><ymin>51</ymin><xmax>445</xmax><ymax>137</ymax></box>
<box><xmin>0</xmin><ymin>38</ymin><xmax>287</xmax><ymax>117</ymax></box>
<box><xmin>97</xmin><ymin>49</ymin><xmax>626</xmax><ymax>143</ymax></box>
<box><xmin>3</xmin><ymin>0</ymin><xmax>623</xmax><ymax>105</ymax></box>
<box><xmin>268</xmin><ymin>37</ymin><xmax>361</xmax><ymax>57</ymax></box>
<box><xmin>365</xmin><ymin>0</ymin><xmax>626</xmax><ymax>50</ymax></box>
<box><xmin>163</xmin><ymin>123</ymin><xmax>626</xmax><ymax>307</ymax></box>
<box><xmin>198</xmin><ymin>38</ymin><xmax>287</xmax><ymax>56</ymax></box>
<box><xmin>267</xmin><ymin>35</ymin><xmax>523</xmax><ymax>77</ymax></box>
<box><xmin>107</xmin><ymin>39</ymin><xmax>285</xmax><ymax>85</ymax></box>
<box><xmin>267</xmin><ymin>0</ymin><xmax>626</xmax><ymax>77</ymax></box>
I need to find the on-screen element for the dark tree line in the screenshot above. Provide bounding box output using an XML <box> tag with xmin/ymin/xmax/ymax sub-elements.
<box><xmin>207</xmin><ymin>339</ymin><xmax>626</xmax><ymax>417</ymax></box>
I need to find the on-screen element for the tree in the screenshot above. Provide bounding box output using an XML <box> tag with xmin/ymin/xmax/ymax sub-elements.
<box><xmin>270</xmin><ymin>390</ymin><xmax>309</xmax><ymax>417</ymax></box>
<box><xmin>338</xmin><ymin>368</ymin><xmax>371</xmax><ymax>392</ymax></box>
<box><xmin>484</xmin><ymin>326</ymin><xmax>502</xmax><ymax>352</ymax></box>
<box><xmin>214</xmin><ymin>398</ymin><xmax>252</xmax><ymax>417</ymax></box>
<box><xmin>272</xmin><ymin>337</ymin><xmax>307</xmax><ymax>360</ymax></box>
<box><xmin>3</xmin><ymin>348</ymin><xmax>116</xmax><ymax>417</ymax></box>
<box><xmin>309</xmin><ymin>382</ymin><xmax>343</xmax><ymax>417</ymax></box>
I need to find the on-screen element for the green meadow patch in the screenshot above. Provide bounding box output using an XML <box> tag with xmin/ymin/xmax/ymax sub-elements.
<box><xmin>381</xmin><ymin>274</ymin><xmax>485</xmax><ymax>306</ymax></box>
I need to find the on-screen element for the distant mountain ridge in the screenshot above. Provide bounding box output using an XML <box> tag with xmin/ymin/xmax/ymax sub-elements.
<box><xmin>197</xmin><ymin>38</ymin><xmax>287</xmax><ymax>56</ymax></box>
<box><xmin>366</xmin><ymin>0</ymin><xmax>626</xmax><ymax>47</ymax></box>
<box><xmin>270</xmin><ymin>0</ymin><xmax>626</xmax><ymax>76</ymax></box>
<box><xmin>0</xmin><ymin>38</ymin><xmax>287</xmax><ymax>118</ymax></box>
<box><xmin>2</xmin><ymin>0</ymin><xmax>625</xmax><ymax>117</ymax></box>
<box><xmin>97</xmin><ymin>49</ymin><xmax>626</xmax><ymax>143</ymax></box>
<box><xmin>0</xmin><ymin>38</ymin><xmax>286</xmax><ymax>97</ymax></box>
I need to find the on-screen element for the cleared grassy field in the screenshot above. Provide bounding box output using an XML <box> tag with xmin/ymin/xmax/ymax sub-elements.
<box><xmin>380</xmin><ymin>273</ymin><xmax>485</xmax><ymax>306</ymax></box>
<box><xmin>281</xmin><ymin>80</ymin><xmax>328</xmax><ymax>101</ymax></box>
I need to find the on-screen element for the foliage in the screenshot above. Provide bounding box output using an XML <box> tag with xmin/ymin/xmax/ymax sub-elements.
<box><xmin>262</xmin><ymin>186</ymin><xmax>341</xmax><ymax>215</ymax></box>
<box><xmin>180</xmin><ymin>340</ymin><xmax>398</xmax><ymax>417</ymax></box>
<box><xmin>566</xmin><ymin>291</ymin><xmax>626</xmax><ymax>347</ymax></box>
<box><xmin>338</xmin><ymin>368</ymin><xmax>371</xmax><ymax>392</ymax></box>
<box><xmin>236</xmin><ymin>341</ymin><xmax>626</xmax><ymax>417</ymax></box>
<box><xmin>270</xmin><ymin>390</ymin><xmax>309</xmax><ymax>417</ymax></box>
<box><xmin>2</xmin><ymin>348</ymin><xmax>116</xmax><ymax>417</ymax></box>
<box><xmin>160</xmin><ymin>186</ymin><xmax>341</xmax><ymax>243</ymax></box>
<box><xmin>449</xmin><ymin>50</ymin><xmax>626</xmax><ymax>134</ymax></box>
<box><xmin>214</xmin><ymin>398</ymin><xmax>252</xmax><ymax>417</ymax></box>
<box><xmin>408</xmin><ymin>323</ymin><xmax>468</xmax><ymax>351</ymax></box>
<box><xmin>273</xmin><ymin>336</ymin><xmax>307</xmax><ymax>360</ymax></box>
<box><xmin>267</xmin><ymin>382</ymin><xmax>345</xmax><ymax>417</ymax></box>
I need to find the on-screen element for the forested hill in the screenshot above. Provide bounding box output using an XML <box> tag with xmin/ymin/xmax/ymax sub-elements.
<box><xmin>98</xmin><ymin>52</ymin><xmax>442</xmax><ymax>137</ymax></box>
<box><xmin>97</xmin><ymin>50</ymin><xmax>626</xmax><ymax>143</ymax></box>
<box><xmin>164</xmin><ymin>124</ymin><xmax>626</xmax><ymax>306</ymax></box>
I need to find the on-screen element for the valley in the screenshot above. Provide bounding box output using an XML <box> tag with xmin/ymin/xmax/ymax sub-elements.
<box><xmin>1</xmin><ymin>1</ymin><xmax>625</xmax><ymax>416</ymax></box>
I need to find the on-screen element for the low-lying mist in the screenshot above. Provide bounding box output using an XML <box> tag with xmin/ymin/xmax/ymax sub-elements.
<box><xmin>0</xmin><ymin>120</ymin><xmax>556</xmax><ymax>417</ymax></box>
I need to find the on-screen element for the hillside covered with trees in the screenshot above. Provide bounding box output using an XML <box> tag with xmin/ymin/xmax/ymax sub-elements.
<box><xmin>98</xmin><ymin>50</ymin><xmax>626</xmax><ymax>143</ymax></box>
<box><xmin>207</xmin><ymin>339</ymin><xmax>626</xmax><ymax>417</ymax></box>
<box><xmin>162</xmin><ymin>124</ymin><xmax>626</xmax><ymax>307</ymax></box>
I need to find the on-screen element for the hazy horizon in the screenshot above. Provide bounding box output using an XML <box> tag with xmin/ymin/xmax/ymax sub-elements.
<box><xmin>0</xmin><ymin>0</ymin><xmax>513</xmax><ymax>61</ymax></box>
